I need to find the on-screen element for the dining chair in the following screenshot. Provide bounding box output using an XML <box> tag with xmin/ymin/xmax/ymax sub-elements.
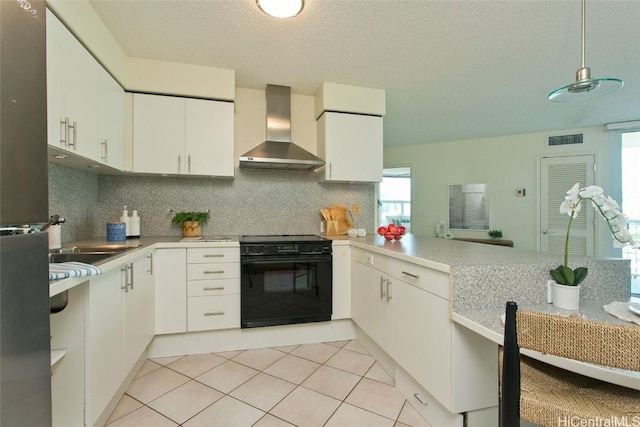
<box><xmin>500</xmin><ymin>301</ymin><xmax>640</xmax><ymax>427</ymax></box>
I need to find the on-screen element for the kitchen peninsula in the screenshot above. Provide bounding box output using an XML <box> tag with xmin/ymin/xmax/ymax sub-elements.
<box><xmin>49</xmin><ymin>234</ymin><xmax>634</xmax><ymax>427</ymax></box>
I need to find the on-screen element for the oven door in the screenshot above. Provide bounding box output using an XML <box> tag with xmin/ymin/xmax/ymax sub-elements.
<box><xmin>240</xmin><ymin>254</ymin><xmax>332</xmax><ymax>328</ymax></box>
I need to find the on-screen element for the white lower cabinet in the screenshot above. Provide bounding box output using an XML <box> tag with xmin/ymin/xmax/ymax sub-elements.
<box><xmin>154</xmin><ymin>248</ymin><xmax>187</xmax><ymax>334</ymax></box>
<box><xmin>187</xmin><ymin>247</ymin><xmax>240</xmax><ymax>332</ymax></box>
<box><xmin>85</xmin><ymin>267</ymin><xmax>125</xmax><ymax>427</ymax></box>
<box><xmin>352</xmin><ymin>248</ymin><xmax>491</xmax><ymax>423</ymax></box>
<box><xmin>331</xmin><ymin>243</ymin><xmax>351</xmax><ymax>319</ymax></box>
<box><xmin>85</xmin><ymin>249</ymin><xmax>154</xmax><ymax>427</ymax></box>
<box><xmin>154</xmin><ymin>247</ymin><xmax>241</xmax><ymax>334</ymax></box>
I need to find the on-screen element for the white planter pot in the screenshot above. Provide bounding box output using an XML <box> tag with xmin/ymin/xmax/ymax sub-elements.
<box><xmin>551</xmin><ymin>281</ymin><xmax>580</xmax><ymax>310</ymax></box>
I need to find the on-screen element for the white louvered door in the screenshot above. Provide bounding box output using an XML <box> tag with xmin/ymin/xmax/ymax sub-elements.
<box><xmin>540</xmin><ymin>155</ymin><xmax>595</xmax><ymax>256</ymax></box>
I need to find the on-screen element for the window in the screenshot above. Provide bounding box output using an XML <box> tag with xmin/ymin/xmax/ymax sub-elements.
<box><xmin>622</xmin><ymin>131</ymin><xmax>640</xmax><ymax>296</ymax></box>
<box><xmin>378</xmin><ymin>167</ymin><xmax>411</xmax><ymax>231</ymax></box>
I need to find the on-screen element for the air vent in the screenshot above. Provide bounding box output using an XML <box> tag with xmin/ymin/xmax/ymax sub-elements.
<box><xmin>548</xmin><ymin>134</ymin><xmax>583</xmax><ymax>146</ymax></box>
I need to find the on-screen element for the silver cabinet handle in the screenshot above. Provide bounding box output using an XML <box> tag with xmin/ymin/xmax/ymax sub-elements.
<box><xmin>68</xmin><ymin>121</ymin><xmax>77</xmax><ymax>149</ymax></box>
<box><xmin>147</xmin><ymin>253</ymin><xmax>153</xmax><ymax>274</ymax></box>
<box><xmin>413</xmin><ymin>393</ymin><xmax>428</xmax><ymax>406</ymax></box>
<box><xmin>203</xmin><ymin>286</ymin><xmax>225</xmax><ymax>291</ymax></box>
<box><xmin>203</xmin><ymin>270</ymin><xmax>225</xmax><ymax>274</ymax></box>
<box><xmin>128</xmin><ymin>263</ymin><xmax>134</xmax><ymax>290</ymax></box>
<box><xmin>380</xmin><ymin>276</ymin><xmax>385</xmax><ymax>298</ymax></box>
<box><xmin>329</xmin><ymin>162</ymin><xmax>332</xmax><ymax>179</ymax></box>
<box><xmin>204</xmin><ymin>254</ymin><xmax>224</xmax><ymax>258</ymax></box>
<box><xmin>402</xmin><ymin>271</ymin><xmax>420</xmax><ymax>279</ymax></box>
<box><xmin>386</xmin><ymin>279</ymin><xmax>392</xmax><ymax>302</ymax></box>
<box><xmin>120</xmin><ymin>265</ymin><xmax>129</xmax><ymax>292</ymax></box>
<box><xmin>101</xmin><ymin>139</ymin><xmax>108</xmax><ymax>162</ymax></box>
<box><xmin>178</xmin><ymin>154</ymin><xmax>181</xmax><ymax>173</ymax></box>
<box><xmin>188</xmin><ymin>154</ymin><xmax>191</xmax><ymax>173</ymax></box>
<box><xmin>60</xmin><ymin>117</ymin><xmax>69</xmax><ymax>146</ymax></box>
<box><xmin>204</xmin><ymin>311</ymin><xmax>225</xmax><ymax>316</ymax></box>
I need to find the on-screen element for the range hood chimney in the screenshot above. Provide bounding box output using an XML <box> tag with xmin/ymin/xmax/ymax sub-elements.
<box><xmin>239</xmin><ymin>84</ymin><xmax>325</xmax><ymax>171</ymax></box>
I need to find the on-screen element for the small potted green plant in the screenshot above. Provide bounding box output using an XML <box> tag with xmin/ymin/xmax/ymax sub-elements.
<box><xmin>171</xmin><ymin>211</ymin><xmax>210</xmax><ymax>237</ymax></box>
<box><xmin>488</xmin><ymin>230</ymin><xmax>503</xmax><ymax>240</ymax></box>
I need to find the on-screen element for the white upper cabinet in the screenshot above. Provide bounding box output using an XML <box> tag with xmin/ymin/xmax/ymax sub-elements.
<box><xmin>132</xmin><ymin>94</ymin><xmax>185</xmax><ymax>174</ymax></box>
<box><xmin>46</xmin><ymin>9</ymin><xmax>125</xmax><ymax>169</ymax></box>
<box><xmin>317</xmin><ymin>112</ymin><xmax>383</xmax><ymax>183</ymax></box>
<box><xmin>132</xmin><ymin>93</ymin><xmax>234</xmax><ymax>177</ymax></box>
<box><xmin>185</xmin><ymin>98</ymin><xmax>234</xmax><ymax>176</ymax></box>
<box><xmin>98</xmin><ymin>69</ymin><xmax>126</xmax><ymax>170</ymax></box>
<box><xmin>315</xmin><ymin>83</ymin><xmax>385</xmax><ymax>183</ymax></box>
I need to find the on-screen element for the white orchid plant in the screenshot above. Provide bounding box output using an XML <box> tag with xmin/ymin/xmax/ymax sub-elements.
<box><xmin>550</xmin><ymin>183</ymin><xmax>636</xmax><ymax>286</ymax></box>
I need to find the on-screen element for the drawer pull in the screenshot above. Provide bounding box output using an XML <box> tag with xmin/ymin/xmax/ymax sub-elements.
<box><xmin>413</xmin><ymin>393</ymin><xmax>428</xmax><ymax>406</ymax></box>
<box><xmin>402</xmin><ymin>271</ymin><xmax>420</xmax><ymax>279</ymax></box>
<box><xmin>204</xmin><ymin>270</ymin><xmax>225</xmax><ymax>274</ymax></box>
<box><xmin>203</xmin><ymin>286</ymin><xmax>225</xmax><ymax>291</ymax></box>
<box><xmin>204</xmin><ymin>254</ymin><xmax>225</xmax><ymax>258</ymax></box>
<box><xmin>204</xmin><ymin>311</ymin><xmax>225</xmax><ymax>316</ymax></box>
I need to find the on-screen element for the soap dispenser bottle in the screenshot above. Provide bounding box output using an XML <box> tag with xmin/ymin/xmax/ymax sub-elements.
<box><xmin>119</xmin><ymin>205</ymin><xmax>131</xmax><ymax>238</ymax></box>
<box><xmin>130</xmin><ymin>209</ymin><xmax>141</xmax><ymax>238</ymax></box>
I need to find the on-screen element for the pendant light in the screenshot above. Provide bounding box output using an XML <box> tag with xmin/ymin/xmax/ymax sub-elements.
<box><xmin>257</xmin><ymin>0</ymin><xmax>304</xmax><ymax>19</ymax></box>
<box><xmin>548</xmin><ymin>0</ymin><xmax>622</xmax><ymax>102</ymax></box>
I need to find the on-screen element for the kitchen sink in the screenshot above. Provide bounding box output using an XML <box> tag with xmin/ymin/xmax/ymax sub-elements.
<box><xmin>66</xmin><ymin>244</ymin><xmax>141</xmax><ymax>253</ymax></box>
<box><xmin>49</xmin><ymin>252</ymin><xmax>115</xmax><ymax>264</ymax></box>
<box><xmin>49</xmin><ymin>244</ymin><xmax>141</xmax><ymax>265</ymax></box>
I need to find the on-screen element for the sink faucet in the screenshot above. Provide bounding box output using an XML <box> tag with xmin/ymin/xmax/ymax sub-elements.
<box><xmin>41</xmin><ymin>214</ymin><xmax>65</xmax><ymax>232</ymax></box>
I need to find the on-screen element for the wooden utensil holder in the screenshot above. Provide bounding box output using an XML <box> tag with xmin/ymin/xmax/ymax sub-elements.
<box><xmin>326</xmin><ymin>220</ymin><xmax>340</xmax><ymax>236</ymax></box>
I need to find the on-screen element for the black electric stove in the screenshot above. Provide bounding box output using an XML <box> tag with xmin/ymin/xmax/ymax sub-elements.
<box><xmin>239</xmin><ymin>234</ymin><xmax>333</xmax><ymax>328</ymax></box>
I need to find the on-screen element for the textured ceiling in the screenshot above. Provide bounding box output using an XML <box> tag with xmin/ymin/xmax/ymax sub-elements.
<box><xmin>89</xmin><ymin>0</ymin><xmax>640</xmax><ymax>147</ymax></box>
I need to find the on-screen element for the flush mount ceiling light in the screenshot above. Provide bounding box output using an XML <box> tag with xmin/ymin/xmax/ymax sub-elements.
<box><xmin>256</xmin><ymin>0</ymin><xmax>304</xmax><ymax>18</ymax></box>
<box><xmin>548</xmin><ymin>0</ymin><xmax>623</xmax><ymax>102</ymax></box>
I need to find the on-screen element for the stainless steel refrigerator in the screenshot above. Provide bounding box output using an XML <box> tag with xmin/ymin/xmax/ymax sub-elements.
<box><xmin>0</xmin><ymin>0</ymin><xmax>52</xmax><ymax>425</ymax></box>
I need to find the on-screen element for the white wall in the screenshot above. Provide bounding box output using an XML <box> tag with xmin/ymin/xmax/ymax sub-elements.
<box><xmin>384</xmin><ymin>126</ymin><xmax>617</xmax><ymax>256</ymax></box>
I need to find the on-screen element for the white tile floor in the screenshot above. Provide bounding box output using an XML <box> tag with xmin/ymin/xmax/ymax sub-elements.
<box><xmin>105</xmin><ymin>340</ymin><xmax>432</xmax><ymax>427</ymax></box>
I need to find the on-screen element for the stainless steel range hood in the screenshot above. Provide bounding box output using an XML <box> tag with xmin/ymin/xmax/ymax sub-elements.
<box><xmin>239</xmin><ymin>84</ymin><xmax>325</xmax><ymax>171</ymax></box>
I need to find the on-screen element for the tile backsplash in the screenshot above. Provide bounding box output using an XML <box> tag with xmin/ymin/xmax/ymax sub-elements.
<box><xmin>49</xmin><ymin>164</ymin><xmax>375</xmax><ymax>242</ymax></box>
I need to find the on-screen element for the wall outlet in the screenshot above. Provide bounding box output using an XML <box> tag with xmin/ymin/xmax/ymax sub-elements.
<box><xmin>353</xmin><ymin>203</ymin><xmax>361</xmax><ymax>215</ymax></box>
<box><xmin>516</xmin><ymin>188</ymin><xmax>526</xmax><ymax>197</ymax></box>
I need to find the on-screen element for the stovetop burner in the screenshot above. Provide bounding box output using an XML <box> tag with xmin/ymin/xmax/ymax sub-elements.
<box><xmin>240</xmin><ymin>234</ymin><xmax>327</xmax><ymax>243</ymax></box>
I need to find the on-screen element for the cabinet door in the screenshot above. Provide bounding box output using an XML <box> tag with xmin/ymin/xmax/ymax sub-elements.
<box><xmin>154</xmin><ymin>249</ymin><xmax>187</xmax><ymax>334</ymax></box>
<box><xmin>65</xmin><ymin>32</ymin><xmax>101</xmax><ymax>161</ymax></box>
<box><xmin>98</xmin><ymin>68</ymin><xmax>125</xmax><ymax>170</ymax></box>
<box><xmin>133</xmin><ymin>94</ymin><xmax>185</xmax><ymax>174</ymax></box>
<box><xmin>185</xmin><ymin>99</ymin><xmax>234</xmax><ymax>177</ymax></box>
<box><xmin>85</xmin><ymin>267</ymin><xmax>125</xmax><ymax>427</ymax></box>
<box><xmin>332</xmin><ymin>245</ymin><xmax>351</xmax><ymax>319</ymax></box>
<box><xmin>318</xmin><ymin>112</ymin><xmax>383</xmax><ymax>182</ymax></box>
<box><xmin>352</xmin><ymin>262</ymin><xmax>388</xmax><ymax>342</ymax></box>
<box><xmin>391</xmin><ymin>281</ymin><xmax>452</xmax><ymax>410</ymax></box>
<box><xmin>46</xmin><ymin>10</ymin><xmax>68</xmax><ymax>149</ymax></box>
<box><xmin>124</xmin><ymin>253</ymin><xmax>155</xmax><ymax>369</ymax></box>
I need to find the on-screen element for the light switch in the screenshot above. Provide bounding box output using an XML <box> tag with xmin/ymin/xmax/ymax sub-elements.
<box><xmin>516</xmin><ymin>188</ymin><xmax>526</xmax><ymax>197</ymax></box>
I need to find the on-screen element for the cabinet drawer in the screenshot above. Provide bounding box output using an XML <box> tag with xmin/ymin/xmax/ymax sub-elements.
<box><xmin>187</xmin><ymin>295</ymin><xmax>240</xmax><ymax>331</ymax></box>
<box><xmin>187</xmin><ymin>262</ymin><xmax>239</xmax><ymax>281</ymax></box>
<box><xmin>353</xmin><ymin>249</ymin><xmax>388</xmax><ymax>271</ymax></box>
<box><xmin>187</xmin><ymin>247</ymin><xmax>239</xmax><ymax>264</ymax></box>
<box><xmin>386</xmin><ymin>258</ymin><xmax>450</xmax><ymax>300</ymax></box>
<box><xmin>187</xmin><ymin>279</ymin><xmax>240</xmax><ymax>297</ymax></box>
